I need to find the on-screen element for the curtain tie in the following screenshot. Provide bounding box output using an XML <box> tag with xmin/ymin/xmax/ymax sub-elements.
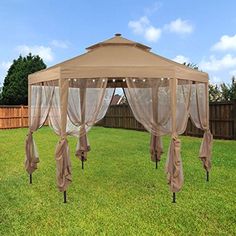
<box><xmin>150</xmin><ymin>134</ymin><xmax>163</xmax><ymax>162</ymax></box>
<box><xmin>55</xmin><ymin>137</ymin><xmax>72</xmax><ymax>192</ymax></box>
<box><xmin>199</xmin><ymin>130</ymin><xmax>213</xmax><ymax>172</ymax></box>
<box><xmin>25</xmin><ymin>131</ymin><xmax>39</xmax><ymax>174</ymax></box>
<box><xmin>166</xmin><ymin>137</ymin><xmax>183</xmax><ymax>192</ymax></box>
<box><xmin>75</xmin><ymin>133</ymin><xmax>91</xmax><ymax>161</ymax></box>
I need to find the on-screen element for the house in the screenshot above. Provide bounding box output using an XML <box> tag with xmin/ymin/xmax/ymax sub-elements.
<box><xmin>110</xmin><ymin>94</ymin><xmax>125</xmax><ymax>105</ymax></box>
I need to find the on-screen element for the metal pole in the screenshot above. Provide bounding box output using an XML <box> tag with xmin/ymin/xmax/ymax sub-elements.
<box><xmin>155</xmin><ymin>153</ymin><xmax>158</xmax><ymax>169</ymax></box>
<box><xmin>81</xmin><ymin>156</ymin><xmax>84</xmax><ymax>170</ymax></box>
<box><xmin>63</xmin><ymin>191</ymin><xmax>67</xmax><ymax>203</ymax></box>
<box><xmin>206</xmin><ymin>171</ymin><xmax>209</xmax><ymax>182</ymax></box>
<box><xmin>29</xmin><ymin>174</ymin><xmax>32</xmax><ymax>184</ymax></box>
<box><xmin>172</xmin><ymin>192</ymin><xmax>176</xmax><ymax>203</ymax></box>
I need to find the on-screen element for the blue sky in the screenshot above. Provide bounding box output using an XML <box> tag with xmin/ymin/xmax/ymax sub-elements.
<box><xmin>1</xmin><ymin>0</ymin><xmax>236</xmax><ymax>87</ymax></box>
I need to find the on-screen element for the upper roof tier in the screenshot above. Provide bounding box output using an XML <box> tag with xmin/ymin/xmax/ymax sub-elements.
<box><xmin>86</xmin><ymin>33</ymin><xmax>151</xmax><ymax>51</ymax></box>
<box><xmin>29</xmin><ymin>34</ymin><xmax>209</xmax><ymax>84</ymax></box>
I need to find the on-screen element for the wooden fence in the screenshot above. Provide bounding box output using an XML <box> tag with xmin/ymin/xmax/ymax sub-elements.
<box><xmin>99</xmin><ymin>100</ymin><xmax>236</xmax><ymax>140</ymax></box>
<box><xmin>0</xmin><ymin>105</ymin><xmax>28</xmax><ymax>129</ymax></box>
<box><xmin>1</xmin><ymin>100</ymin><xmax>236</xmax><ymax>139</ymax></box>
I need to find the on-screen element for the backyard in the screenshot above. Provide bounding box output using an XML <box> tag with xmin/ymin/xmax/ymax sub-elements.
<box><xmin>0</xmin><ymin>127</ymin><xmax>236</xmax><ymax>235</ymax></box>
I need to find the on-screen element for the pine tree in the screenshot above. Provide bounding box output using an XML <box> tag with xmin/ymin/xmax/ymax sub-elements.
<box><xmin>0</xmin><ymin>54</ymin><xmax>46</xmax><ymax>105</ymax></box>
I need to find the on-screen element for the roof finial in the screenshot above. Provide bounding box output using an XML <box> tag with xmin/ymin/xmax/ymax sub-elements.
<box><xmin>115</xmin><ymin>33</ymin><xmax>121</xmax><ymax>36</ymax></box>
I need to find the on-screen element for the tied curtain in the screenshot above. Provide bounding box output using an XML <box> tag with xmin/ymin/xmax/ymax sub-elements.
<box><xmin>124</xmin><ymin>78</ymin><xmax>192</xmax><ymax>192</ymax></box>
<box><xmin>25</xmin><ymin>78</ymin><xmax>113</xmax><ymax>192</ymax></box>
<box><xmin>124</xmin><ymin>78</ymin><xmax>171</xmax><ymax>162</ymax></box>
<box><xmin>48</xmin><ymin>81</ymin><xmax>79</xmax><ymax>192</ymax></box>
<box><xmin>67</xmin><ymin>78</ymin><xmax>114</xmax><ymax>162</ymax></box>
<box><xmin>25</xmin><ymin>82</ymin><xmax>55</xmax><ymax>174</ymax></box>
<box><xmin>48</xmin><ymin>78</ymin><xmax>114</xmax><ymax>191</ymax></box>
<box><xmin>190</xmin><ymin>83</ymin><xmax>213</xmax><ymax>172</ymax></box>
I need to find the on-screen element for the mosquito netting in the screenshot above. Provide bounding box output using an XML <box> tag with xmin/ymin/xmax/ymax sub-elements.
<box><xmin>25</xmin><ymin>34</ymin><xmax>213</xmax><ymax>201</ymax></box>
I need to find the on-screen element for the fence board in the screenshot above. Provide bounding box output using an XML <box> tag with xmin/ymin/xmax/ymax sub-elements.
<box><xmin>1</xmin><ymin>100</ymin><xmax>236</xmax><ymax>139</ymax></box>
<box><xmin>0</xmin><ymin>105</ymin><xmax>28</xmax><ymax>129</ymax></box>
<box><xmin>99</xmin><ymin>100</ymin><xmax>236</xmax><ymax>140</ymax></box>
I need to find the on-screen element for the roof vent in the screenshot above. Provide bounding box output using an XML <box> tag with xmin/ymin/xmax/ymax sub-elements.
<box><xmin>115</xmin><ymin>33</ymin><xmax>121</xmax><ymax>36</ymax></box>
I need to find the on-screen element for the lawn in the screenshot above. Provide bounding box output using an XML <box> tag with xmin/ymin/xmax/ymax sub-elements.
<box><xmin>0</xmin><ymin>127</ymin><xmax>236</xmax><ymax>235</ymax></box>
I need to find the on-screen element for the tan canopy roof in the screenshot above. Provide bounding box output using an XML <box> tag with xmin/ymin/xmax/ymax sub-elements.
<box><xmin>29</xmin><ymin>34</ymin><xmax>208</xmax><ymax>84</ymax></box>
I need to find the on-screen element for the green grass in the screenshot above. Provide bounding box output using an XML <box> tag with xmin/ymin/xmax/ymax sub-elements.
<box><xmin>0</xmin><ymin>127</ymin><xmax>236</xmax><ymax>235</ymax></box>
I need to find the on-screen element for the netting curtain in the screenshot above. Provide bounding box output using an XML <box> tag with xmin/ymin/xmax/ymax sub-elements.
<box><xmin>47</xmin><ymin>78</ymin><xmax>114</xmax><ymax>191</ymax></box>
<box><xmin>25</xmin><ymin>82</ymin><xmax>55</xmax><ymax>174</ymax></box>
<box><xmin>47</xmin><ymin>80</ymin><xmax>77</xmax><ymax>192</ymax></box>
<box><xmin>26</xmin><ymin>78</ymin><xmax>114</xmax><ymax>192</ymax></box>
<box><xmin>67</xmin><ymin>78</ymin><xmax>114</xmax><ymax>162</ymax></box>
<box><xmin>124</xmin><ymin>78</ymin><xmax>199</xmax><ymax>192</ymax></box>
<box><xmin>190</xmin><ymin>83</ymin><xmax>213</xmax><ymax>172</ymax></box>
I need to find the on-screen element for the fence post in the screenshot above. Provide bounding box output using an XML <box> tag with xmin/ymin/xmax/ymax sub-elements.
<box><xmin>21</xmin><ymin>105</ymin><xmax>23</xmax><ymax>127</ymax></box>
<box><xmin>233</xmin><ymin>99</ymin><xmax>236</xmax><ymax>140</ymax></box>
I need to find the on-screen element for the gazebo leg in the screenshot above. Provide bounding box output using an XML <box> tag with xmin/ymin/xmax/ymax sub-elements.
<box><xmin>206</xmin><ymin>171</ymin><xmax>209</xmax><ymax>182</ymax></box>
<box><xmin>172</xmin><ymin>192</ymin><xmax>176</xmax><ymax>203</ymax></box>
<box><xmin>29</xmin><ymin>174</ymin><xmax>32</xmax><ymax>184</ymax></box>
<box><xmin>155</xmin><ymin>154</ymin><xmax>158</xmax><ymax>169</ymax></box>
<box><xmin>81</xmin><ymin>156</ymin><xmax>84</xmax><ymax>170</ymax></box>
<box><xmin>63</xmin><ymin>191</ymin><xmax>67</xmax><ymax>203</ymax></box>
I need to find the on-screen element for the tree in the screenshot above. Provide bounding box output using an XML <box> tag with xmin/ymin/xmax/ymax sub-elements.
<box><xmin>0</xmin><ymin>54</ymin><xmax>46</xmax><ymax>105</ymax></box>
<box><xmin>182</xmin><ymin>62</ymin><xmax>236</xmax><ymax>102</ymax></box>
<box><xmin>220</xmin><ymin>76</ymin><xmax>236</xmax><ymax>101</ymax></box>
<box><xmin>209</xmin><ymin>84</ymin><xmax>221</xmax><ymax>102</ymax></box>
<box><xmin>183</xmin><ymin>62</ymin><xmax>199</xmax><ymax>70</ymax></box>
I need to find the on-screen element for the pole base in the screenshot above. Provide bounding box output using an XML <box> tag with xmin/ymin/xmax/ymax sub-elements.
<box><xmin>172</xmin><ymin>192</ymin><xmax>176</xmax><ymax>203</ymax></box>
<box><xmin>63</xmin><ymin>191</ymin><xmax>67</xmax><ymax>203</ymax></box>
<box><xmin>82</xmin><ymin>159</ymin><xmax>84</xmax><ymax>170</ymax></box>
<box><xmin>155</xmin><ymin>153</ymin><xmax>158</xmax><ymax>169</ymax></box>
<box><xmin>206</xmin><ymin>171</ymin><xmax>209</xmax><ymax>182</ymax></box>
<box><xmin>29</xmin><ymin>174</ymin><xmax>32</xmax><ymax>184</ymax></box>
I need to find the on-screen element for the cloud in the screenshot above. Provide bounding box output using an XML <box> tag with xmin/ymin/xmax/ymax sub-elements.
<box><xmin>172</xmin><ymin>55</ymin><xmax>189</xmax><ymax>64</ymax></box>
<box><xmin>144</xmin><ymin>1</ymin><xmax>162</xmax><ymax>15</ymax></box>
<box><xmin>210</xmin><ymin>76</ymin><xmax>222</xmax><ymax>84</ymax></box>
<box><xmin>212</xmin><ymin>34</ymin><xmax>236</xmax><ymax>51</ymax></box>
<box><xmin>128</xmin><ymin>16</ymin><xmax>162</xmax><ymax>42</ymax></box>
<box><xmin>0</xmin><ymin>61</ymin><xmax>12</xmax><ymax>85</ymax></box>
<box><xmin>0</xmin><ymin>61</ymin><xmax>11</xmax><ymax>70</ymax></box>
<box><xmin>51</xmin><ymin>40</ymin><xmax>69</xmax><ymax>49</ymax></box>
<box><xmin>128</xmin><ymin>16</ymin><xmax>150</xmax><ymax>35</ymax></box>
<box><xmin>16</xmin><ymin>45</ymin><xmax>54</xmax><ymax>62</ymax></box>
<box><xmin>229</xmin><ymin>69</ymin><xmax>236</xmax><ymax>76</ymax></box>
<box><xmin>199</xmin><ymin>54</ymin><xmax>236</xmax><ymax>71</ymax></box>
<box><xmin>165</xmin><ymin>18</ymin><xmax>193</xmax><ymax>34</ymax></box>
<box><xmin>145</xmin><ymin>26</ymin><xmax>161</xmax><ymax>42</ymax></box>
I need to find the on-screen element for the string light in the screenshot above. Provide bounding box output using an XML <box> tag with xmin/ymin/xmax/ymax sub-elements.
<box><xmin>142</xmin><ymin>79</ymin><xmax>146</xmax><ymax>82</ymax></box>
<box><xmin>102</xmin><ymin>79</ymin><xmax>106</xmax><ymax>82</ymax></box>
<box><xmin>122</xmin><ymin>78</ymin><xmax>126</xmax><ymax>82</ymax></box>
<box><xmin>161</xmin><ymin>78</ymin><xmax>164</xmax><ymax>81</ymax></box>
<box><xmin>73</xmin><ymin>79</ymin><xmax>77</xmax><ymax>82</ymax></box>
<box><xmin>92</xmin><ymin>79</ymin><xmax>95</xmax><ymax>83</ymax></box>
<box><xmin>133</xmin><ymin>79</ymin><xmax>136</xmax><ymax>82</ymax></box>
<box><xmin>112</xmin><ymin>79</ymin><xmax>116</xmax><ymax>82</ymax></box>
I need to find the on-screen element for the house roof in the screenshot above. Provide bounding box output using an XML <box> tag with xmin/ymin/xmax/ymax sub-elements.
<box><xmin>110</xmin><ymin>94</ymin><xmax>122</xmax><ymax>105</ymax></box>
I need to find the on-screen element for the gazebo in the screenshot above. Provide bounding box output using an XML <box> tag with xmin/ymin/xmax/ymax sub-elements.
<box><xmin>25</xmin><ymin>34</ymin><xmax>213</xmax><ymax>203</ymax></box>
